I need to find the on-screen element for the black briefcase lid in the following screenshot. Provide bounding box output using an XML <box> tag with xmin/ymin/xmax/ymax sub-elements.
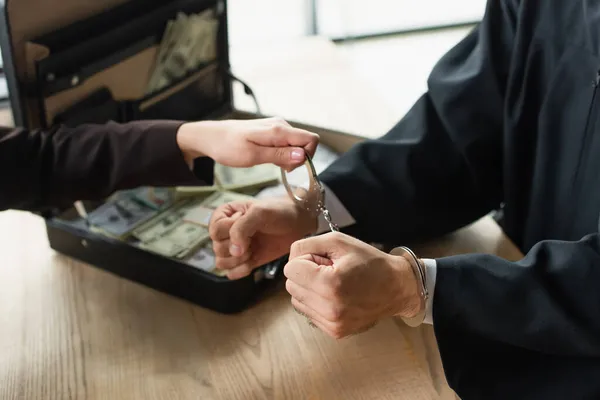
<box><xmin>0</xmin><ymin>0</ymin><xmax>233</xmax><ymax>129</ymax></box>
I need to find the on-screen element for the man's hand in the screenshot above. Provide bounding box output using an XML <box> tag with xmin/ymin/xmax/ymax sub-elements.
<box><xmin>209</xmin><ymin>197</ymin><xmax>317</xmax><ymax>280</ymax></box>
<box><xmin>284</xmin><ymin>232</ymin><xmax>422</xmax><ymax>339</ymax></box>
<box><xmin>176</xmin><ymin>117</ymin><xmax>319</xmax><ymax>170</ymax></box>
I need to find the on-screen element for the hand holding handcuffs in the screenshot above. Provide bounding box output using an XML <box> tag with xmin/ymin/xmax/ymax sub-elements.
<box><xmin>279</xmin><ymin>152</ymin><xmax>429</xmax><ymax>328</ymax></box>
<box><xmin>280</xmin><ymin>153</ymin><xmax>339</xmax><ymax>233</ymax></box>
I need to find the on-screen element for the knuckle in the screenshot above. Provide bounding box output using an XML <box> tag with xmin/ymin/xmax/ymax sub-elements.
<box><xmin>328</xmin><ymin>304</ymin><xmax>346</xmax><ymax>321</ymax></box>
<box><xmin>289</xmin><ymin>240</ymin><xmax>303</xmax><ymax>258</ymax></box>
<box><xmin>325</xmin><ymin>273</ymin><xmax>344</xmax><ymax>297</ymax></box>
<box><xmin>274</xmin><ymin>147</ymin><xmax>288</xmax><ymax>161</ymax></box>
<box><xmin>330</xmin><ymin>325</ymin><xmax>345</xmax><ymax>339</ymax></box>
<box><xmin>212</xmin><ymin>241</ymin><xmax>228</xmax><ymax>256</ymax></box>
<box><xmin>330</xmin><ymin>231</ymin><xmax>345</xmax><ymax>243</ymax></box>
<box><xmin>272</xmin><ymin>116</ymin><xmax>288</xmax><ymax>125</ymax></box>
<box><xmin>272</xmin><ymin>122</ymin><xmax>287</xmax><ymax>136</ymax></box>
<box><xmin>208</xmin><ymin>220</ymin><xmax>222</xmax><ymax>238</ymax></box>
<box><xmin>284</xmin><ymin>279</ymin><xmax>297</xmax><ymax>297</ymax></box>
<box><xmin>214</xmin><ymin>257</ymin><xmax>229</xmax><ymax>269</ymax></box>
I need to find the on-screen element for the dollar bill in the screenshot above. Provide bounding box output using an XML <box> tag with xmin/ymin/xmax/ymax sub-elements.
<box><xmin>182</xmin><ymin>205</ymin><xmax>214</xmax><ymax>226</ymax></box>
<box><xmin>145</xmin><ymin>10</ymin><xmax>219</xmax><ymax>94</ymax></box>
<box><xmin>186</xmin><ymin>243</ymin><xmax>215</xmax><ymax>272</ymax></box>
<box><xmin>117</xmin><ymin>187</ymin><xmax>174</xmax><ymax>210</ymax></box>
<box><xmin>139</xmin><ymin>237</ymin><xmax>186</xmax><ymax>258</ymax></box>
<box><xmin>131</xmin><ymin>200</ymin><xmax>193</xmax><ymax>242</ymax></box>
<box><xmin>87</xmin><ymin>197</ymin><xmax>157</xmax><ymax>238</ymax></box>
<box><xmin>185</xmin><ymin>243</ymin><xmax>227</xmax><ymax>276</ymax></box>
<box><xmin>138</xmin><ymin>221</ymin><xmax>210</xmax><ymax>258</ymax></box>
<box><xmin>164</xmin><ymin>15</ymin><xmax>203</xmax><ymax>78</ymax></box>
<box><xmin>200</xmin><ymin>191</ymin><xmax>255</xmax><ymax>209</ymax></box>
<box><xmin>190</xmin><ymin>13</ymin><xmax>218</xmax><ymax>65</ymax></box>
<box><xmin>216</xmin><ymin>163</ymin><xmax>279</xmax><ymax>189</ymax></box>
<box><xmin>133</xmin><ymin>209</ymin><xmax>182</xmax><ymax>243</ymax></box>
<box><xmin>145</xmin><ymin>14</ymin><xmax>187</xmax><ymax>94</ymax></box>
<box><xmin>134</xmin><ymin>187</ymin><xmax>174</xmax><ymax>210</ymax></box>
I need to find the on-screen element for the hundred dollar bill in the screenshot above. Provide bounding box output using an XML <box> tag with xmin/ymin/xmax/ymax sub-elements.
<box><xmin>165</xmin><ymin>15</ymin><xmax>204</xmax><ymax>77</ymax></box>
<box><xmin>138</xmin><ymin>237</ymin><xmax>185</xmax><ymax>258</ymax></box>
<box><xmin>185</xmin><ymin>243</ymin><xmax>227</xmax><ymax>276</ymax></box>
<box><xmin>146</xmin><ymin>15</ymin><xmax>183</xmax><ymax>94</ymax></box>
<box><xmin>139</xmin><ymin>221</ymin><xmax>210</xmax><ymax>258</ymax></box>
<box><xmin>117</xmin><ymin>187</ymin><xmax>174</xmax><ymax>210</ymax></box>
<box><xmin>145</xmin><ymin>9</ymin><xmax>219</xmax><ymax>94</ymax></box>
<box><xmin>182</xmin><ymin>204</ymin><xmax>214</xmax><ymax>226</ymax></box>
<box><xmin>175</xmin><ymin>163</ymin><xmax>278</xmax><ymax>195</ymax></box>
<box><xmin>190</xmin><ymin>14</ymin><xmax>219</xmax><ymax>65</ymax></box>
<box><xmin>170</xmin><ymin>222</ymin><xmax>211</xmax><ymax>258</ymax></box>
<box><xmin>87</xmin><ymin>197</ymin><xmax>157</xmax><ymax>238</ymax></box>
<box><xmin>200</xmin><ymin>191</ymin><xmax>255</xmax><ymax>209</ymax></box>
<box><xmin>216</xmin><ymin>163</ymin><xmax>279</xmax><ymax>191</ymax></box>
<box><xmin>131</xmin><ymin>200</ymin><xmax>195</xmax><ymax>242</ymax></box>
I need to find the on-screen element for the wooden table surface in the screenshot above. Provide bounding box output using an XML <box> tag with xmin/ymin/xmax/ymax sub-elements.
<box><xmin>0</xmin><ymin>211</ymin><xmax>522</xmax><ymax>400</ymax></box>
<box><xmin>0</xmin><ymin>37</ymin><xmax>524</xmax><ymax>399</ymax></box>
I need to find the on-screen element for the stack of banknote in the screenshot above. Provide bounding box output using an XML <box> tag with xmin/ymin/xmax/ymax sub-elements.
<box><xmin>145</xmin><ymin>9</ymin><xmax>219</xmax><ymax>94</ymax></box>
<box><xmin>85</xmin><ymin>188</ymin><xmax>253</xmax><ymax>277</ymax></box>
<box><xmin>86</xmin><ymin>187</ymin><xmax>174</xmax><ymax>239</ymax></box>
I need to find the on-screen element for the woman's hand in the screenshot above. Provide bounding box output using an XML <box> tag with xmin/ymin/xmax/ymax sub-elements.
<box><xmin>176</xmin><ymin>117</ymin><xmax>319</xmax><ymax>169</ymax></box>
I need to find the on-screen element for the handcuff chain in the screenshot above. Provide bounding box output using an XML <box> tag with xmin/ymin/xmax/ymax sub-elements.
<box><xmin>316</xmin><ymin>185</ymin><xmax>339</xmax><ymax>232</ymax></box>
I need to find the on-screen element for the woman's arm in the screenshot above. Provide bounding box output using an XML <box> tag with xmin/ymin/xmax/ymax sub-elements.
<box><xmin>0</xmin><ymin>120</ymin><xmax>209</xmax><ymax>211</ymax></box>
<box><xmin>0</xmin><ymin>117</ymin><xmax>319</xmax><ymax>212</ymax></box>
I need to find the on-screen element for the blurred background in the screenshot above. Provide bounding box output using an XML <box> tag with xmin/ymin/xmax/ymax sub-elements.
<box><xmin>227</xmin><ymin>0</ymin><xmax>485</xmax><ymax>131</ymax></box>
<box><xmin>0</xmin><ymin>0</ymin><xmax>486</xmax><ymax>134</ymax></box>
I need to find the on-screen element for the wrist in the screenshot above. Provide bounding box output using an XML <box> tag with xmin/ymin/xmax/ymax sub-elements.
<box><xmin>296</xmin><ymin>204</ymin><xmax>320</xmax><ymax>237</ymax></box>
<box><xmin>176</xmin><ymin>122</ymin><xmax>209</xmax><ymax>167</ymax></box>
<box><xmin>388</xmin><ymin>254</ymin><xmax>423</xmax><ymax>319</ymax></box>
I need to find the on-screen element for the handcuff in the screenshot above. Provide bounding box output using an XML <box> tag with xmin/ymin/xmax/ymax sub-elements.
<box><xmin>279</xmin><ymin>154</ymin><xmax>428</xmax><ymax>327</ymax></box>
<box><xmin>280</xmin><ymin>153</ymin><xmax>339</xmax><ymax>233</ymax></box>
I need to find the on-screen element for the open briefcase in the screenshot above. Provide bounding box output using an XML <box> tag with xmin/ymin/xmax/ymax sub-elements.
<box><xmin>0</xmin><ymin>0</ymin><xmax>365</xmax><ymax>313</ymax></box>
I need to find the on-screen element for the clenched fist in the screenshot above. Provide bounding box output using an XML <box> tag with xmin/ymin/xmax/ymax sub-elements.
<box><xmin>208</xmin><ymin>197</ymin><xmax>318</xmax><ymax>279</ymax></box>
<box><xmin>284</xmin><ymin>232</ymin><xmax>421</xmax><ymax>339</ymax></box>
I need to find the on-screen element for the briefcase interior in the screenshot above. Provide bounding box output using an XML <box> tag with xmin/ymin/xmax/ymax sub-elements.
<box><xmin>0</xmin><ymin>0</ymin><xmax>365</xmax><ymax>313</ymax></box>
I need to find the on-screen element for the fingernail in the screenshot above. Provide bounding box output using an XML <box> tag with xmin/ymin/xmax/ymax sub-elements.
<box><xmin>291</xmin><ymin>149</ymin><xmax>305</xmax><ymax>161</ymax></box>
<box><xmin>230</xmin><ymin>244</ymin><xmax>242</xmax><ymax>257</ymax></box>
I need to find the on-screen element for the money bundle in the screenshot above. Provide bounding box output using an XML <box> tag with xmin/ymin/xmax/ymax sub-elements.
<box><xmin>86</xmin><ymin>187</ymin><xmax>174</xmax><ymax>239</ymax></box>
<box><xmin>129</xmin><ymin>191</ymin><xmax>253</xmax><ymax>270</ymax></box>
<box><xmin>176</xmin><ymin>163</ymin><xmax>280</xmax><ymax>196</ymax></box>
<box><xmin>145</xmin><ymin>10</ymin><xmax>219</xmax><ymax>94</ymax></box>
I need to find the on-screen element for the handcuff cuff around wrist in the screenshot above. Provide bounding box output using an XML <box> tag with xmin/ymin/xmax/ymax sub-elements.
<box><xmin>390</xmin><ymin>246</ymin><xmax>429</xmax><ymax>327</ymax></box>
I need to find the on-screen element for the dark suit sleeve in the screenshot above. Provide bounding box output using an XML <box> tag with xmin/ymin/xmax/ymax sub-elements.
<box><xmin>319</xmin><ymin>1</ymin><xmax>600</xmax><ymax>397</ymax></box>
<box><xmin>433</xmin><ymin>236</ymin><xmax>600</xmax><ymax>399</ymax></box>
<box><xmin>319</xmin><ymin>0</ymin><xmax>517</xmax><ymax>246</ymax></box>
<box><xmin>0</xmin><ymin>120</ymin><xmax>214</xmax><ymax>212</ymax></box>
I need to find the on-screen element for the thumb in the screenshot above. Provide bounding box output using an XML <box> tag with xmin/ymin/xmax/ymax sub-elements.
<box><xmin>255</xmin><ymin>146</ymin><xmax>306</xmax><ymax>169</ymax></box>
<box><xmin>228</xmin><ymin>207</ymin><xmax>264</xmax><ymax>257</ymax></box>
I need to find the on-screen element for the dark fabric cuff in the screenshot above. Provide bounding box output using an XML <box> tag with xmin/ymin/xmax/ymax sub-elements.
<box><xmin>123</xmin><ymin>120</ymin><xmax>214</xmax><ymax>188</ymax></box>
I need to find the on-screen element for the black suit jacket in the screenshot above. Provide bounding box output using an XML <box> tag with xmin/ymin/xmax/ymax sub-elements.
<box><xmin>320</xmin><ymin>0</ymin><xmax>600</xmax><ymax>398</ymax></box>
<box><xmin>0</xmin><ymin>120</ymin><xmax>213</xmax><ymax>212</ymax></box>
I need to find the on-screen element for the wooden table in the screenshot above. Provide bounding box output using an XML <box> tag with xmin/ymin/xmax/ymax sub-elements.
<box><xmin>0</xmin><ymin>212</ymin><xmax>522</xmax><ymax>400</ymax></box>
<box><xmin>0</xmin><ymin>37</ymin><xmax>524</xmax><ymax>399</ymax></box>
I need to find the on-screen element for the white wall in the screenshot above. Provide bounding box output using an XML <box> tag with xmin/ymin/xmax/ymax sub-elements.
<box><xmin>227</xmin><ymin>0</ymin><xmax>486</xmax><ymax>46</ymax></box>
